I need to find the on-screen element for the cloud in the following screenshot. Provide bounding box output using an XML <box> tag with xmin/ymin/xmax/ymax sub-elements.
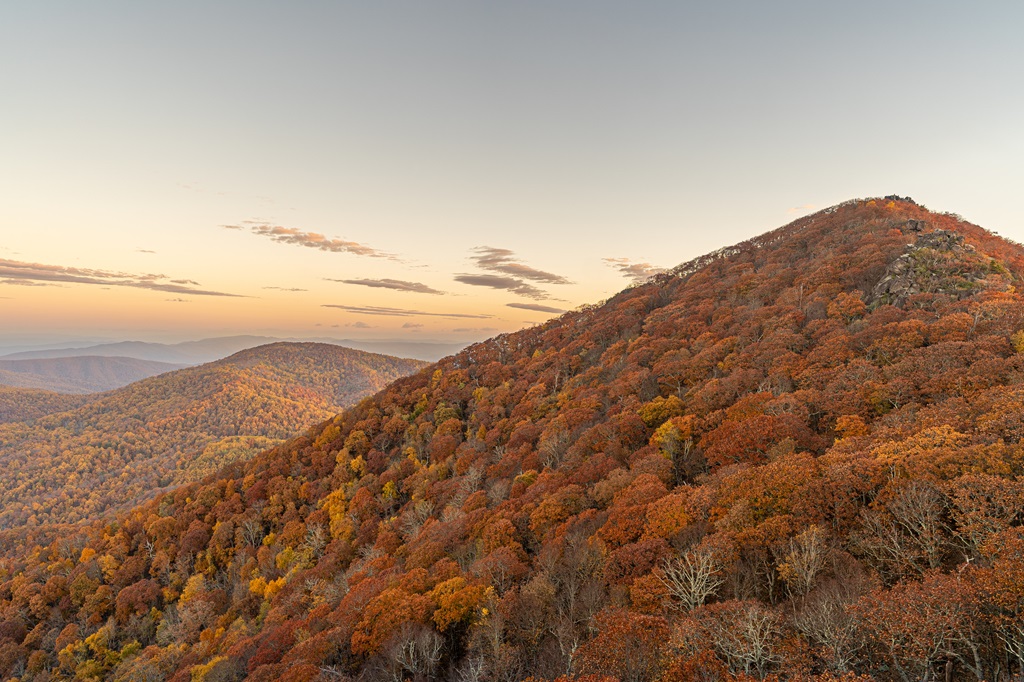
<box><xmin>402</xmin><ymin>322</ymin><xmax>424</xmax><ymax>329</ymax></box>
<box><xmin>450</xmin><ymin>327</ymin><xmax>499</xmax><ymax>333</ymax></box>
<box><xmin>506</xmin><ymin>302</ymin><xmax>567</xmax><ymax>314</ymax></box>
<box><xmin>165</xmin><ymin>298</ymin><xmax>190</xmax><ymax>303</ymax></box>
<box><xmin>224</xmin><ymin>221</ymin><xmax>393</xmax><ymax>259</ymax></box>
<box><xmin>603</xmin><ymin>258</ymin><xmax>666</xmax><ymax>283</ymax></box>
<box><xmin>327</xmin><ymin>278</ymin><xmax>444</xmax><ymax>295</ymax></box>
<box><xmin>323</xmin><ymin>304</ymin><xmax>493</xmax><ymax>319</ymax></box>
<box><xmin>456</xmin><ymin>247</ymin><xmax>573</xmax><ymax>300</ymax></box>
<box><xmin>0</xmin><ymin>278</ymin><xmax>58</xmax><ymax>287</ymax></box>
<box><xmin>454</xmin><ymin>273</ymin><xmax>549</xmax><ymax>300</ymax></box>
<box><xmin>788</xmin><ymin>203</ymin><xmax>816</xmax><ymax>214</ymax></box>
<box><xmin>0</xmin><ymin>258</ymin><xmax>241</xmax><ymax>296</ymax></box>
<box><xmin>471</xmin><ymin>247</ymin><xmax>572</xmax><ymax>284</ymax></box>
<box><xmin>171</xmin><ymin>279</ymin><xmax>200</xmax><ymax>285</ymax></box>
<box><xmin>347</xmin><ymin>321</ymin><xmax>373</xmax><ymax>329</ymax></box>
<box><xmin>136</xmin><ymin>249</ymin><xmax>156</xmax><ymax>254</ymax></box>
<box><xmin>263</xmin><ymin>286</ymin><xmax>308</xmax><ymax>292</ymax></box>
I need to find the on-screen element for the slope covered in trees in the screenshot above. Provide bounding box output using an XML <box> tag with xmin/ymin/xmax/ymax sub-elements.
<box><xmin>0</xmin><ymin>343</ymin><xmax>426</xmax><ymax>529</ymax></box>
<box><xmin>0</xmin><ymin>388</ymin><xmax>92</xmax><ymax>425</ymax></box>
<box><xmin>3</xmin><ymin>199</ymin><xmax>1024</xmax><ymax>682</ymax></box>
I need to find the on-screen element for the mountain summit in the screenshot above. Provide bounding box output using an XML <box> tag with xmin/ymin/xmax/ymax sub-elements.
<box><xmin>3</xmin><ymin>199</ymin><xmax>1024</xmax><ymax>682</ymax></box>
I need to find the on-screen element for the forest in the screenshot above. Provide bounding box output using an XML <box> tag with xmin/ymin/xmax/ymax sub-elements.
<box><xmin>0</xmin><ymin>343</ymin><xmax>425</xmax><ymax>529</ymax></box>
<box><xmin>0</xmin><ymin>198</ymin><xmax>1022</xmax><ymax>682</ymax></box>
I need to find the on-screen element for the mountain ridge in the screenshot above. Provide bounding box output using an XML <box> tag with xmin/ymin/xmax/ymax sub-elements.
<box><xmin>0</xmin><ymin>335</ymin><xmax>467</xmax><ymax>364</ymax></box>
<box><xmin>0</xmin><ymin>342</ymin><xmax>427</xmax><ymax>528</ymax></box>
<box><xmin>3</xmin><ymin>199</ymin><xmax>1024</xmax><ymax>681</ymax></box>
<box><xmin>0</xmin><ymin>356</ymin><xmax>186</xmax><ymax>394</ymax></box>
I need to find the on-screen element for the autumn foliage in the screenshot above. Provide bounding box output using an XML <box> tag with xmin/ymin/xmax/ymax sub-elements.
<box><xmin>0</xmin><ymin>199</ymin><xmax>1023</xmax><ymax>681</ymax></box>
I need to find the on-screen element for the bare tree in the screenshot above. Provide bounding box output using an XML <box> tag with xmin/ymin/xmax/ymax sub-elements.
<box><xmin>379</xmin><ymin>623</ymin><xmax>444</xmax><ymax>682</ymax></box>
<box><xmin>304</xmin><ymin>523</ymin><xmax>328</xmax><ymax>558</ymax></box>
<box><xmin>855</xmin><ymin>481</ymin><xmax>950</xmax><ymax>582</ymax></box>
<box><xmin>658</xmin><ymin>545</ymin><xmax>724</xmax><ymax>611</ymax></box>
<box><xmin>704</xmin><ymin>602</ymin><xmax>781</xmax><ymax>679</ymax></box>
<box><xmin>778</xmin><ymin>525</ymin><xmax>830</xmax><ymax>597</ymax></box>
<box><xmin>240</xmin><ymin>518</ymin><xmax>265</xmax><ymax>548</ymax></box>
<box><xmin>793</xmin><ymin>582</ymin><xmax>864</xmax><ymax>672</ymax></box>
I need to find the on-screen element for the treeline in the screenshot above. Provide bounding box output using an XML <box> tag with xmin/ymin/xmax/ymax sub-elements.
<box><xmin>0</xmin><ymin>200</ymin><xmax>1022</xmax><ymax>681</ymax></box>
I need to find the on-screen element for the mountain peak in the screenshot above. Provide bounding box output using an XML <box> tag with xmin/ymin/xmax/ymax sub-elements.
<box><xmin>4</xmin><ymin>201</ymin><xmax>1024</xmax><ymax>681</ymax></box>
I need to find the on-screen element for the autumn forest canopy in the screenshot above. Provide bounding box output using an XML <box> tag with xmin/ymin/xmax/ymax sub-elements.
<box><xmin>3</xmin><ymin>198</ymin><xmax>1024</xmax><ymax>682</ymax></box>
<box><xmin>0</xmin><ymin>343</ymin><xmax>425</xmax><ymax>529</ymax></box>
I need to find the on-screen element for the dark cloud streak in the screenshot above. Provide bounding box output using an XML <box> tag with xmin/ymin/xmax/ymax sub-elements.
<box><xmin>328</xmin><ymin>278</ymin><xmax>444</xmax><ymax>295</ymax></box>
<box><xmin>472</xmin><ymin>247</ymin><xmax>572</xmax><ymax>284</ymax></box>
<box><xmin>322</xmin><ymin>304</ymin><xmax>492</xmax><ymax>319</ymax></box>
<box><xmin>224</xmin><ymin>221</ymin><xmax>394</xmax><ymax>259</ymax></box>
<box><xmin>0</xmin><ymin>259</ymin><xmax>240</xmax><ymax>297</ymax></box>
<box><xmin>454</xmin><ymin>273</ymin><xmax>547</xmax><ymax>299</ymax></box>
<box><xmin>603</xmin><ymin>258</ymin><xmax>666</xmax><ymax>283</ymax></box>
<box><xmin>506</xmin><ymin>302</ymin><xmax>566</xmax><ymax>314</ymax></box>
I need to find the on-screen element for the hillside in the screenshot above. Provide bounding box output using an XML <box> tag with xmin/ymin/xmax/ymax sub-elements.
<box><xmin>0</xmin><ymin>387</ymin><xmax>93</xmax><ymax>424</ymax></box>
<box><xmin>0</xmin><ymin>343</ymin><xmax>426</xmax><ymax>528</ymax></box>
<box><xmin>0</xmin><ymin>356</ymin><xmax>185</xmax><ymax>394</ymax></box>
<box><xmin>2</xmin><ymin>199</ymin><xmax>1024</xmax><ymax>681</ymax></box>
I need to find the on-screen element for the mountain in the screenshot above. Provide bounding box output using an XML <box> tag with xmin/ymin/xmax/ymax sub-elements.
<box><xmin>0</xmin><ymin>356</ymin><xmax>185</xmax><ymax>394</ymax></box>
<box><xmin>0</xmin><ymin>386</ymin><xmax>93</xmax><ymax>424</ymax></box>
<box><xmin>0</xmin><ymin>336</ymin><xmax>289</xmax><ymax>364</ymax></box>
<box><xmin>0</xmin><ymin>342</ymin><xmax>426</xmax><ymax>528</ymax></box>
<box><xmin>3</xmin><ymin>199</ymin><xmax>1024</xmax><ymax>681</ymax></box>
<box><xmin>0</xmin><ymin>335</ymin><xmax>466</xmax><ymax>364</ymax></box>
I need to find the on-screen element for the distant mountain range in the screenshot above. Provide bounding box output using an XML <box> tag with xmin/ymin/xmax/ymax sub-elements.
<box><xmin>0</xmin><ymin>355</ymin><xmax>185</xmax><ymax>393</ymax></box>
<box><xmin>0</xmin><ymin>334</ymin><xmax>466</xmax><ymax>365</ymax></box>
<box><xmin>0</xmin><ymin>342</ymin><xmax>427</xmax><ymax>528</ymax></box>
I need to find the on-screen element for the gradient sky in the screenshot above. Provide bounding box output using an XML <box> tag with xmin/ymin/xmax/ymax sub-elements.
<box><xmin>3</xmin><ymin>1</ymin><xmax>1023</xmax><ymax>346</ymax></box>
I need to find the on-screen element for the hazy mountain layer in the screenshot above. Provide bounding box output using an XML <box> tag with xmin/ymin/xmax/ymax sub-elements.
<box><xmin>0</xmin><ymin>335</ymin><xmax>466</xmax><ymax>364</ymax></box>
<box><xmin>0</xmin><ymin>355</ymin><xmax>185</xmax><ymax>393</ymax></box>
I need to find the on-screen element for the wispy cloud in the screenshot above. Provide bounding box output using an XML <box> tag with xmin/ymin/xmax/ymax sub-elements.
<box><xmin>328</xmin><ymin>278</ymin><xmax>445</xmax><ymax>295</ymax></box>
<box><xmin>454</xmin><ymin>274</ymin><xmax>548</xmax><ymax>300</ymax></box>
<box><xmin>506</xmin><ymin>302</ymin><xmax>566</xmax><ymax>314</ymax></box>
<box><xmin>471</xmin><ymin>247</ymin><xmax>573</xmax><ymax>285</ymax></box>
<box><xmin>450</xmin><ymin>326</ymin><xmax>499</xmax><ymax>333</ymax></box>
<box><xmin>456</xmin><ymin>246</ymin><xmax>573</xmax><ymax>300</ymax></box>
<box><xmin>347</xmin><ymin>321</ymin><xmax>373</xmax><ymax>329</ymax></box>
<box><xmin>165</xmin><ymin>298</ymin><xmax>190</xmax><ymax>303</ymax></box>
<box><xmin>603</xmin><ymin>258</ymin><xmax>665</xmax><ymax>283</ymax></box>
<box><xmin>224</xmin><ymin>221</ymin><xmax>394</xmax><ymax>259</ymax></box>
<box><xmin>323</xmin><ymin>304</ymin><xmax>493</xmax><ymax>319</ymax></box>
<box><xmin>787</xmin><ymin>203</ymin><xmax>816</xmax><ymax>214</ymax></box>
<box><xmin>0</xmin><ymin>278</ymin><xmax>58</xmax><ymax>287</ymax></box>
<box><xmin>137</xmin><ymin>249</ymin><xmax>156</xmax><ymax>254</ymax></box>
<box><xmin>0</xmin><ymin>259</ymin><xmax>241</xmax><ymax>297</ymax></box>
<box><xmin>402</xmin><ymin>322</ymin><xmax>424</xmax><ymax>329</ymax></box>
<box><xmin>263</xmin><ymin>286</ymin><xmax>308</xmax><ymax>292</ymax></box>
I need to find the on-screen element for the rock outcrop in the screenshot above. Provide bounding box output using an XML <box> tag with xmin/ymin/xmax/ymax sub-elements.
<box><xmin>871</xmin><ymin>229</ymin><xmax>996</xmax><ymax>307</ymax></box>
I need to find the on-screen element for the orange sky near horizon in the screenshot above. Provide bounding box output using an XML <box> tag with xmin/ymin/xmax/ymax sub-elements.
<box><xmin>3</xmin><ymin>2</ymin><xmax>1023</xmax><ymax>346</ymax></box>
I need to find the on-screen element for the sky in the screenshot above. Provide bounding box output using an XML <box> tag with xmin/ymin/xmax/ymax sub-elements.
<box><xmin>3</xmin><ymin>1</ymin><xmax>1023</xmax><ymax>347</ymax></box>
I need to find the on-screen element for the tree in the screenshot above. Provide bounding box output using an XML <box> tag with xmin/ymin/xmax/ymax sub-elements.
<box><xmin>657</xmin><ymin>544</ymin><xmax>724</xmax><ymax>611</ymax></box>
